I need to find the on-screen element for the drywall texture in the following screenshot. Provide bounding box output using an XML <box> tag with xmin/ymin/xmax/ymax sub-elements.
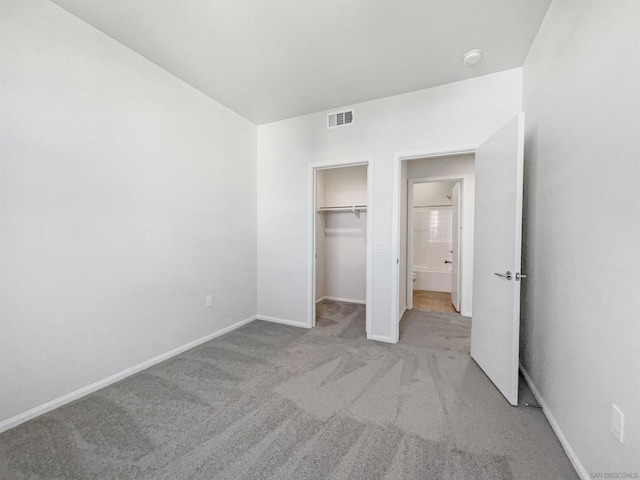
<box><xmin>321</xmin><ymin>212</ymin><xmax>367</xmax><ymax>303</ymax></box>
<box><xmin>258</xmin><ymin>69</ymin><xmax>522</xmax><ymax>340</ymax></box>
<box><xmin>412</xmin><ymin>208</ymin><xmax>453</xmax><ymax>272</ymax></box>
<box><xmin>320</xmin><ymin>165</ymin><xmax>368</xmax><ymax>208</ymax></box>
<box><xmin>413</xmin><ymin>181</ymin><xmax>456</xmax><ymax>207</ymax></box>
<box><xmin>0</xmin><ymin>0</ymin><xmax>257</xmax><ymax>424</ymax></box>
<box><xmin>522</xmin><ymin>0</ymin><xmax>640</xmax><ymax>473</ymax></box>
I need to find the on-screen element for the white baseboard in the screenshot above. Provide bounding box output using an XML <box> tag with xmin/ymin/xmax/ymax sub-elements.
<box><xmin>399</xmin><ymin>307</ymin><xmax>407</xmax><ymax>319</ymax></box>
<box><xmin>368</xmin><ymin>334</ymin><xmax>396</xmax><ymax>344</ymax></box>
<box><xmin>321</xmin><ymin>296</ymin><xmax>366</xmax><ymax>305</ymax></box>
<box><xmin>0</xmin><ymin>315</ymin><xmax>257</xmax><ymax>434</ymax></box>
<box><xmin>257</xmin><ymin>315</ymin><xmax>310</xmax><ymax>328</ymax></box>
<box><xmin>315</xmin><ymin>296</ymin><xmax>327</xmax><ymax>304</ymax></box>
<box><xmin>519</xmin><ymin>364</ymin><xmax>589</xmax><ymax>480</ymax></box>
<box><xmin>461</xmin><ymin>310</ymin><xmax>472</xmax><ymax>318</ymax></box>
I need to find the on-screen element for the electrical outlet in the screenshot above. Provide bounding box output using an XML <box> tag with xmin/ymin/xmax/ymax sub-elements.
<box><xmin>611</xmin><ymin>404</ymin><xmax>624</xmax><ymax>443</ymax></box>
<box><xmin>206</xmin><ymin>295</ymin><xmax>213</xmax><ymax>307</ymax></box>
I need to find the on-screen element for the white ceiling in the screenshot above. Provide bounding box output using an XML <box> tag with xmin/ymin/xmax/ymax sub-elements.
<box><xmin>50</xmin><ymin>0</ymin><xmax>551</xmax><ymax>124</ymax></box>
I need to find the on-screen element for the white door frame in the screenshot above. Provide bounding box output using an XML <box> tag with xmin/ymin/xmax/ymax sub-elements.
<box><xmin>450</xmin><ymin>182</ymin><xmax>462</xmax><ymax>313</ymax></box>
<box><xmin>406</xmin><ymin>176</ymin><xmax>464</xmax><ymax>311</ymax></box>
<box><xmin>308</xmin><ymin>157</ymin><xmax>374</xmax><ymax>337</ymax></box>
<box><xmin>391</xmin><ymin>147</ymin><xmax>475</xmax><ymax>343</ymax></box>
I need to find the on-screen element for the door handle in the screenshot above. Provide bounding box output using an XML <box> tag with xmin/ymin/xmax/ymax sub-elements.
<box><xmin>515</xmin><ymin>272</ymin><xmax>527</xmax><ymax>281</ymax></box>
<box><xmin>494</xmin><ymin>271</ymin><xmax>513</xmax><ymax>280</ymax></box>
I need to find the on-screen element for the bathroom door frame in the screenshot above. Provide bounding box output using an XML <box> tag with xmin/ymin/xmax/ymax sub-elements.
<box><xmin>307</xmin><ymin>157</ymin><xmax>374</xmax><ymax>337</ymax></box>
<box><xmin>406</xmin><ymin>176</ymin><xmax>465</xmax><ymax>311</ymax></box>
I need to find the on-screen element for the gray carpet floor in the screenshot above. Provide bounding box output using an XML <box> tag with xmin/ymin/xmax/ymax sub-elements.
<box><xmin>0</xmin><ymin>301</ymin><xmax>578</xmax><ymax>479</ymax></box>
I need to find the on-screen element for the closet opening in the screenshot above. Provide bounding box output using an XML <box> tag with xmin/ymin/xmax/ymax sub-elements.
<box><xmin>310</xmin><ymin>162</ymin><xmax>372</xmax><ymax>338</ymax></box>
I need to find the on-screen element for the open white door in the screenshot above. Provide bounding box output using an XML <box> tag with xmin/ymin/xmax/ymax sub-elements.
<box><xmin>450</xmin><ymin>183</ymin><xmax>461</xmax><ymax>312</ymax></box>
<box><xmin>471</xmin><ymin>113</ymin><xmax>525</xmax><ymax>406</ymax></box>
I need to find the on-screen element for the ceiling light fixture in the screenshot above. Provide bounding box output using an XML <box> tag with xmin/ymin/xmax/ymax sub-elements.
<box><xmin>463</xmin><ymin>49</ymin><xmax>483</xmax><ymax>66</ymax></box>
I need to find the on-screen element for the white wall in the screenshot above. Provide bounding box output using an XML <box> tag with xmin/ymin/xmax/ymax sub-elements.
<box><xmin>412</xmin><ymin>207</ymin><xmax>453</xmax><ymax>271</ymax></box>
<box><xmin>257</xmin><ymin>69</ymin><xmax>522</xmax><ymax>339</ymax></box>
<box><xmin>322</xmin><ymin>212</ymin><xmax>367</xmax><ymax>303</ymax></box>
<box><xmin>403</xmin><ymin>155</ymin><xmax>475</xmax><ymax>316</ymax></box>
<box><xmin>321</xmin><ymin>165</ymin><xmax>368</xmax><ymax>207</ymax></box>
<box><xmin>0</xmin><ymin>0</ymin><xmax>257</xmax><ymax>426</ymax></box>
<box><xmin>413</xmin><ymin>181</ymin><xmax>456</xmax><ymax>206</ymax></box>
<box><xmin>411</xmin><ymin>181</ymin><xmax>456</xmax><ymax>289</ymax></box>
<box><xmin>521</xmin><ymin>0</ymin><xmax>640</xmax><ymax>475</ymax></box>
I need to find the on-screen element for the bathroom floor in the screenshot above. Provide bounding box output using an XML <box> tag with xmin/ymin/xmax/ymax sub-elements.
<box><xmin>413</xmin><ymin>289</ymin><xmax>457</xmax><ymax>313</ymax></box>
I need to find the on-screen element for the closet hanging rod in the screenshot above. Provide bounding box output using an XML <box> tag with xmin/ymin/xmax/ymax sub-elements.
<box><xmin>317</xmin><ymin>205</ymin><xmax>367</xmax><ymax>213</ymax></box>
<box><xmin>413</xmin><ymin>204</ymin><xmax>452</xmax><ymax>208</ymax></box>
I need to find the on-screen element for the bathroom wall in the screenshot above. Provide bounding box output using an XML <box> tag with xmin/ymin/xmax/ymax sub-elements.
<box><xmin>412</xmin><ymin>181</ymin><xmax>456</xmax><ymax>275</ymax></box>
<box><xmin>413</xmin><ymin>181</ymin><xmax>456</xmax><ymax>207</ymax></box>
<box><xmin>412</xmin><ymin>206</ymin><xmax>453</xmax><ymax>273</ymax></box>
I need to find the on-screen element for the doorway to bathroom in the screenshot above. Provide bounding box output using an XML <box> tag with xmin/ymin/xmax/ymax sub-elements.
<box><xmin>393</xmin><ymin>113</ymin><xmax>526</xmax><ymax>406</ymax></box>
<box><xmin>408</xmin><ymin>179</ymin><xmax>462</xmax><ymax>314</ymax></box>
<box><xmin>398</xmin><ymin>152</ymin><xmax>475</xmax><ymax>320</ymax></box>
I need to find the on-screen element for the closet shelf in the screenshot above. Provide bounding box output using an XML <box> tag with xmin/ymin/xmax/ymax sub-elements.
<box><xmin>316</xmin><ymin>205</ymin><xmax>366</xmax><ymax>230</ymax></box>
<box><xmin>316</xmin><ymin>205</ymin><xmax>367</xmax><ymax>213</ymax></box>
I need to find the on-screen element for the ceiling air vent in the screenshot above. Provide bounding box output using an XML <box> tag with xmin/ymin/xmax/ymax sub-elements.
<box><xmin>327</xmin><ymin>109</ymin><xmax>354</xmax><ymax>129</ymax></box>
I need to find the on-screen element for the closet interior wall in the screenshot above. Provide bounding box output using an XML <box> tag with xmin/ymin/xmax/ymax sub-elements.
<box><xmin>315</xmin><ymin>165</ymin><xmax>367</xmax><ymax>305</ymax></box>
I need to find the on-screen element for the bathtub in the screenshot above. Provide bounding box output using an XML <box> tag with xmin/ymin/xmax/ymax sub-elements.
<box><xmin>413</xmin><ymin>265</ymin><xmax>452</xmax><ymax>293</ymax></box>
